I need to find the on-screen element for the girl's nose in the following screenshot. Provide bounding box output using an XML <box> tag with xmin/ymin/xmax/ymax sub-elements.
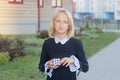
<box><xmin>60</xmin><ymin>22</ymin><xmax>64</xmax><ymax>27</ymax></box>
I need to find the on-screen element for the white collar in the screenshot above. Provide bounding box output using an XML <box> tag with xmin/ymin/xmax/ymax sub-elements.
<box><xmin>54</xmin><ymin>36</ymin><xmax>70</xmax><ymax>45</ymax></box>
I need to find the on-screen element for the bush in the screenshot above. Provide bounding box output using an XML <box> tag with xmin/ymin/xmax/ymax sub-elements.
<box><xmin>85</xmin><ymin>21</ymin><xmax>90</xmax><ymax>30</ymax></box>
<box><xmin>93</xmin><ymin>27</ymin><xmax>103</xmax><ymax>33</ymax></box>
<box><xmin>0</xmin><ymin>36</ymin><xmax>25</xmax><ymax>60</ymax></box>
<box><xmin>0</xmin><ymin>36</ymin><xmax>12</xmax><ymax>52</ymax></box>
<box><xmin>9</xmin><ymin>37</ymin><xmax>25</xmax><ymax>60</ymax></box>
<box><xmin>75</xmin><ymin>27</ymin><xmax>84</xmax><ymax>36</ymax></box>
<box><xmin>0</xmin><ymin>52</ymin><xmax>10</xmax><ymax>64</ymax></box>
<box><xmin>37</xmin><ymin>30</ymin><xmax>48</xmax><ymax>39</ymax></box>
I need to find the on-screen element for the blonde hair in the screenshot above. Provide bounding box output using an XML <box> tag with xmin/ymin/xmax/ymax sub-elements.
<box><xmin>48</xmin><ymin>8</ymin><xmax>74</xmax><ymax>38</ymax></box>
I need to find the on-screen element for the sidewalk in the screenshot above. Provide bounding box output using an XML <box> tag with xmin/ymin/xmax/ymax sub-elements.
<box><xmin>103</xmin><ymin>29</ymin><xmax>120</xmax><ymax>33</ymax></box>
<box><xmin>78</xmin><ymin>38</ymin><xmax>120</xmax><ymax>80</ymax></box>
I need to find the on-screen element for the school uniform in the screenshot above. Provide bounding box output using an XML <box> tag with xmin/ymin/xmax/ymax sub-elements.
<box><xmin>39</xmin><ymin>37</ymin><xmax>89</xmax><ymax>80</ymax></box>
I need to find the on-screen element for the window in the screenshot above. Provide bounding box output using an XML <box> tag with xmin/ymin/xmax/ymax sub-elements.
<box><xmin>52</xmin><ymin>0</ymin><xmax>62</xmax><ymax>7</ymax></box>
<box><xmin>9</xmin><ymin>0</ymin><xmax>23</xmax><ymax>4</ymax></box>
<box><xmin>57</xmin><ymin>0</ymin><xmax>62</xmax><ymax>7</ymax></box>
<box><xmin>52</xmin><ymin>0</ymin><xmax>56</xmax><ymax>7</ymax></box>
<box><xmin>40</xmin><ymin>0</ymin><xmax>43</xmax><ymax>7</ymax></box>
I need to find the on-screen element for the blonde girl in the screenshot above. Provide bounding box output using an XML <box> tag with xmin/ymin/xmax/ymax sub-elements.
<box><xmin>39</xmin><ymin>8</ymin><xmax>89</xmax><ymax>80</ymax></box>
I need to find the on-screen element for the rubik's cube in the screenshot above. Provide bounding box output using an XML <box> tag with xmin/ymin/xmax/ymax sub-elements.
<box><xmin>53</xmin><ymin>58</ymin><xmax>61</xmax><ymax>66</ymax></box>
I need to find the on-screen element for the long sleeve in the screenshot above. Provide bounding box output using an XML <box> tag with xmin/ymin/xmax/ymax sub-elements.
<box><xmin>44</xmin><ymin>61</ymin><xmax>53</xmax><ymax>78</ymax></box>
<box><xmin>39</xmin><ymin>40</ymin><xmax>49</xmax><ymax>72</ymax></box>
<box><xmin>69</xmin><ymin>55</ymin><xmax>80</xmax><ymax>72</ymax></box>
<box><xmin>75</xmin><ymin>40</ymin><xmax>89</xmax><ymax>73</ymax></box>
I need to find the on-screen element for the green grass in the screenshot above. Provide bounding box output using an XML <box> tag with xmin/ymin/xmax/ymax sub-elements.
<box><xmin>24</xmin><ymin>38</ymin><xmax>44</xmax><ymax>46</ymax></box>
<box><xmin>81</xmin><ymin>32</ymin><xmax>120</xmax><ymax>58</ymax></box>
<box><xmin>0</xmin><ymin>55</ymin><xmax>46</xmax><ymax>80</ymax></box>
<box><xmin>0</xmin><ymin>32</ymin><xmax>120</xmax><ymax>80</ymax></box>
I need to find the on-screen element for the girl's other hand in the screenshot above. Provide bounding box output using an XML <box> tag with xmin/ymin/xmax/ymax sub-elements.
<box><xmin>48</xmin><ymin>59</ymin><xmax>59</xmax><ymax>69</ymax></box>
<box><xmin>60</xmin><ymin>57</ymin><xmax>74</xmax><ymax>67</ymax></box>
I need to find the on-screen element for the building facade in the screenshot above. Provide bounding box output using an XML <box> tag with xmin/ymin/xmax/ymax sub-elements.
<box><xmin>0</xmin><ymin>0</ymin><xmax>38</xmax><ymax>34</ymax></box>
<box><xmin>75</xmin><ymin>0</ymin><xmax>116</xmax><ymax>19</ymax></box>
<box><xmin>0</xmin><ymin>0</ymin><xmax>73</xmax><ymax>34</ymax></box>
<box><xmin>105</xmin><ymin>0</ymin><xmax>114</xmax><ymax>19</ymax></box>
<box><xmin>115</xmin><ymin>0</ymin><xmax>120</xmax><ymax>20</ymax></box>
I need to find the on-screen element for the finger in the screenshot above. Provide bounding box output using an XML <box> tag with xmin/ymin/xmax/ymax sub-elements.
<box><xmin>50</xmin><ymin>59</ymin><xmax>54</xmax><ymax>63</ymax></box>
<box><xmin>53</xmin><ymin>66</ymin><xmax>59</xmax><ymax>69</ymax></box>
<box><xmin>65</xmin><ymin>62</ymin><xmax>70</xmax><ymax>67</ymax></box>
<box><xmin>60</xmin><ymin>58</ymin><xmax>66</xmax><ymax>64</ymax></box>
<box><xmin>62</xmin><ymin>60</ymin><xmax>68</xmax><ymax>66</ymax></box>
<box><xmin>48</xmin><ymin>61</ymin><xmax>54</xmax><ymax>65</ymax></box>
<box><xmin>61</xmin><ymin>57</ymin><xmax>68</xmax><ymax>64</ymax></box>
<box><xmin>50</xmin><ymin>65</ymin><xmax>59</xmax><ymax>69</ymax></box>
<box><xmin>48</xmin><ymin>62</ymin><xmax>54</xmax><ymax>67</ymax></box>
<box><xmin>61</xmin><ymin>58</ymin><xmax>67</xmax><ymax>66</ymax></box>
<box><xmin>48</xmin><ymin>64</ymin><xmax>54</xmax><ymax>68</ymax></box>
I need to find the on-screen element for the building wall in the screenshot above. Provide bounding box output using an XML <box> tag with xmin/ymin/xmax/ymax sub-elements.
<box><xmin>0</xmin><ymin>0</ymin><xmax>38</xmax><ymax>34</ymax></box>
<box><xmin>76</xmin><ymin>0</ymin><xmax>85</xmax><ymax>12</ymax></box>
<box><xmin>75</xmin><ymin>0</ymin><xmax>119</xmax><ymax>19</ymax></box>
<box><xmin>0</xmin><ymin>0</ymin><xmax>73</xmax><ymax>34</ymax></box>
<box><xmin>105</xmin><ymin>0</ymin><xmax>114</xmax><ymax>12</ymax></box>
<box><xmin>40</xmin><ymin>0</ymin><xmax>73</xmax><ymax>30</ymax></box>
<box><xmin>114</xmin><ymin>0</ymin><xmax>120</xmax><ymax>20</ymax></box>
<box><xmin>76</xmin><ymin>0</ymin><xmax>91</xmax><ymax>13</ymax></box>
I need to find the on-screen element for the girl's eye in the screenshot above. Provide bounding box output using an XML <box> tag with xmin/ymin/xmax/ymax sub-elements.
<box><xmin>63</xmin><ymin>21</ymin><xmax>68</xmax><ymax>23</ymax></box>
<box><xmin>56</xmin><ymin>20</ymin><xmax>60</xmax><ymax>22</ymax></box>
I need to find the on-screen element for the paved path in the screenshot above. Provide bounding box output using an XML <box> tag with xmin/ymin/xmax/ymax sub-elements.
<box><xmin>78</xmin><ymin>38</ymin><xmax>120</xmax><ymax>80</ymax></box>
<box><xmin>103</xmin><ymin>29</ymin><xmax>120</xmax><ymax>33</ymax></box>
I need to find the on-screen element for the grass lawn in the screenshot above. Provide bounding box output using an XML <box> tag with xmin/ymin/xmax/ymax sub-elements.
<box><xmin>0</xmin><ymin>32</ymin><xmax>120</xmax><ymax>80</ymax></box>
<box><xmin>81</xmin><ymin>32</ymin><xmax>120</xmax><ymax>58</ymax></box>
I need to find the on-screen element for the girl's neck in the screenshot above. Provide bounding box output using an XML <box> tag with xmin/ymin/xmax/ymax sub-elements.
<box><xmin>56</xmin><ymin>34</ymin><xmax>67</xmax><ymax>40</ymax></box>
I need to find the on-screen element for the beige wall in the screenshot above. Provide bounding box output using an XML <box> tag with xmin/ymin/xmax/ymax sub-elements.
<box><xmin>0</xmin><ymin>0</ymin><xmax>73</xmax><ymax>34</ymax></box>
<box><xmin>0</xmin><ymin>0</ymin><xmax>38</xmax><ymax>34</ymax></box>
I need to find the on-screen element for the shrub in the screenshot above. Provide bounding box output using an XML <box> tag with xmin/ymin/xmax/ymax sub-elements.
<box><xmin>0</xmin><ymin>36</ymin><xmax>12</xmax><ymax>52</ymax></box>
<box><xmin>37</xmin><ymin>30</ymin><xmax>48</xmax><ymax>39</ymax></box>
<box><xmin>75</xmin><ymin>27</ymin><xmax>84</xmax><ymax>36</ymax></box>
<box><xmin>0</xmin><ymin>36</ymin><xmax>25</xmax><ymax>60</ymax></box>
<box><xmin>85</xmin><ymin>21</ymin><xmax>90</xmax><ymax>30</ymax></box>
<box><xmin>9</xmin><ymin>37</ymin><xmax>25</xmax><ymax>60</ymax></box>
<box><xmin>0</xmin><ymin>52</ymin><xmax>10</xmax><ymax>64</ymax></box>
<box><xmin>93</xmin><ymin>27</ymin><xmax>103</xmax><ymax>33</ymax></box>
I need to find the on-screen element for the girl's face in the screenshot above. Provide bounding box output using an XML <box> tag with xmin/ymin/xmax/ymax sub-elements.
<box><xmin>54</xmin><ymin>12</ymin><xmax>69</xmax><ymax>36</ymax></box>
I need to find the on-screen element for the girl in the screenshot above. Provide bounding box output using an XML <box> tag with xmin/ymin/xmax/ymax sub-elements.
<box><xmin>39</xmin><ymin>8</ymin><xmax>89</xmax><ymax>80</ymax></box>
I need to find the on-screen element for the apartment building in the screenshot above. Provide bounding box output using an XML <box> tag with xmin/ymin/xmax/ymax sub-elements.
<box><xmin>75</xmin><ymin>0</ymin><xmax>116</xmax><ymax>19</ymax></box>
<box><xmin>115</xmin><ymin>0</ymin><xmax>120</xmax><ymax>20</ymax></box>
<box><xmin>105</xmin><ymin>0</ymin><xmax>114</xmax><ymax>19</ymax></box>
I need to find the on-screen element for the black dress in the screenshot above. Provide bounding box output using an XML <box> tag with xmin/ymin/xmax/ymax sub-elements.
<box><xmin>39</xmin><ymin>38</ymin><xmax>89</xmax><ymax>80</ymax></box>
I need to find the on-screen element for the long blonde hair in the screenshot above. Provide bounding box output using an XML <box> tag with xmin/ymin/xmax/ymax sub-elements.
<box><xmin>48</xmin><ymin>8</ymin><xmax>74</xmax><ymax>38</ymax></box>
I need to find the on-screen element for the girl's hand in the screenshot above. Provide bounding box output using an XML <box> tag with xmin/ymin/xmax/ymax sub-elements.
<box><xmin>60</xmin><ymin>57</ymin><xmax>74</xmax><ymax>67</ymax></box>
<box><xmin>48</xmin><ymin>59</ymin><xmax>59</xmax><ymax>69</ymax></box>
